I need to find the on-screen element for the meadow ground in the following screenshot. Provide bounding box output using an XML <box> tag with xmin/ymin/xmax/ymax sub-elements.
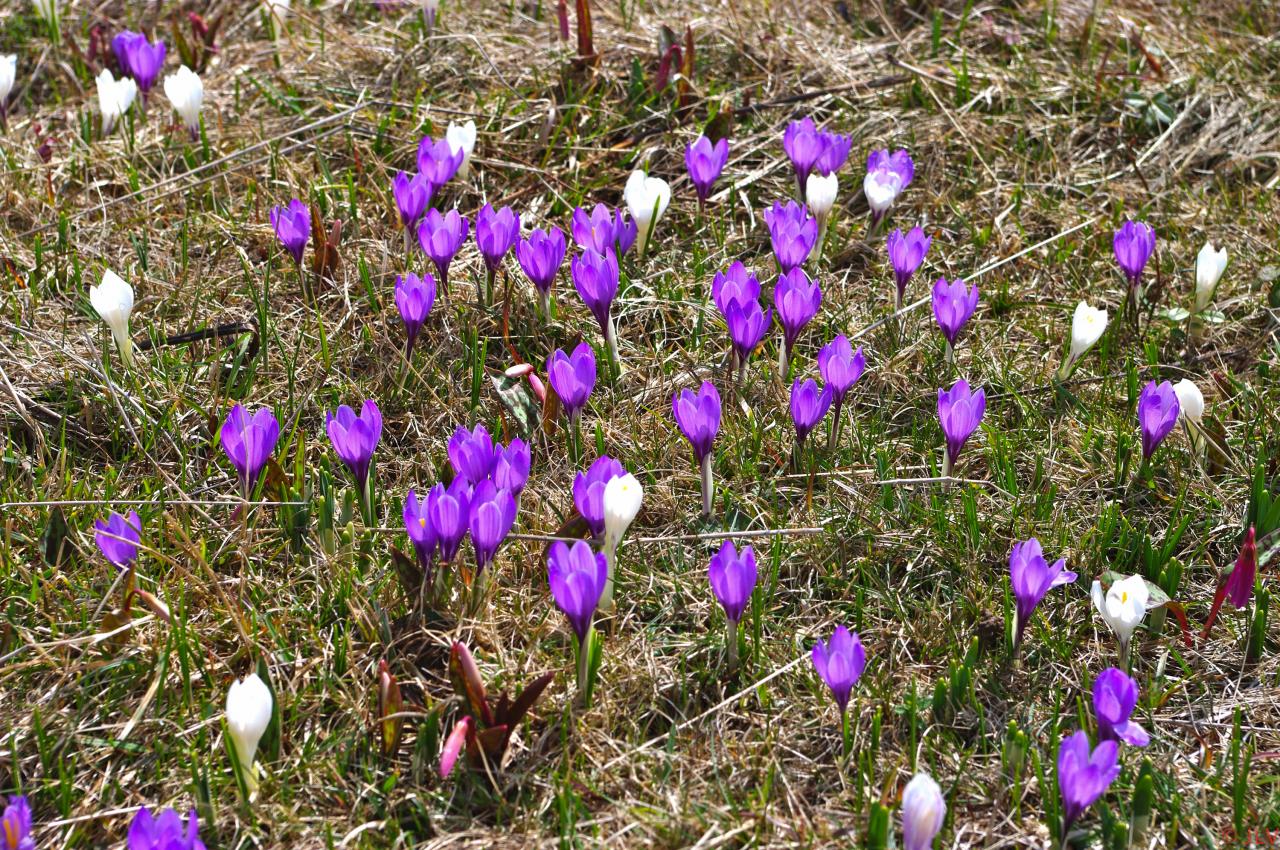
<box><xmin>2</xmin><ymin>0</ymin><xmax>1280</xmax><ymax>847</ymax></box>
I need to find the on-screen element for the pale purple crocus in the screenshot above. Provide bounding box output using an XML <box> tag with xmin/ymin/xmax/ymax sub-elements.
<box><xmin>475</xmin><ymin>203</ymin><xmax>520</xmax><ymax>305</ymax></box>
<box><xmin>685</xmin><ymin>135</ymin><xmax>729</xmax><ymax>208</ymax></box>
<box><xmin>938</xmin><ymin>379</ymin><xmax>985</xmax><ymax>478</ymax></box>
<box><xmin>571</xmin><ymin>204</ymin><xmax>635</xmax><ymax>257</ymax></box>
<box><xmin>773</xmin><ymin>267</ymin><xmax>822</xmax><ymax>375</ymax></box>
<box><xmin>573</xmin><ymin>455</ymin><xmax>625</xmax><ymax>538</ymax></box>
<box><xmin>811</xmin><ymin>624</ymin><xmax>866</xmax><ymax>715</ymax></box>
<box><xmin>726</xmin><ymin>298</ymin><xmax>771</xmax><ymax>383</ymax></box>
<box><xmin>790</xmin><ymin>378</ymin><xmax>834</xmax><ymax>454</ymax></box>
<box><xmin>548</xmin><ymin>539</ymin><xmax>609</xmax><ymax>693</ymax></box>
<box><xmin>932</xmin><ymin>278</ymin><xmax>979</xmax><ymax>361</ymax></box>
<box><xmin>416</xmin><ymin>135</ymin><xmax>464</xmax><ymax>187</ymax></box>
<box><xmin>816</xmin><ymin>132</ymin><xmax>852</xmax><ymax>176</ymax></box>
<box><xmin>863</xmin><ymin>148</ymin><xmax>914</xmax><ymax>226</ymax></box>
<box><xmin>1137</xmin><ymin>380</ymin><xmax>1180</xmax><ymax>461</ymax></box>
<box><xmin>886</xmin><ymin>227</ymin><xmax>931</xmax><ymax>310</ymax></box>
<box><xmin>1</xmin><ymin>795</ymin><xmax>34</xmax><ymax>850</ymax></box>
<box><xmin>429</xmin><ymin>478</ymin><xmax>471</xmax><ymax>564</ymax></box>
<box><xmin>325</xmin><ymin>400</ymin><xmax>382</xmax><ymax>492</ymax></box>
<box><xmin>94</xmin><ymin>510</ymin><xmax>142</xmax><ymax>568</ymax></box>
<box><xmin>270</xmin><ymin>199</ymin><xmax>310</xmax><ymax>267</ymax></box>
<box><xmin>448</xmin><ymin>423</ymin><xmax>498</xmax><ymax>486</ymax></box>
<box><xmin>127</xmin><ymin>807</ymin><xmax>205</xmax><ymax>850</ymax></box>
<box><xmin>493</xmin><ymin>438</ymin><xmax>531</xmax><ymax>499</ymax></box>
<box><xmin>712</xmin><ymin>261</ymin><xmax>761</xmax><ymax>318</ymax></box>
<box><xmin>220</xmin><ymin>404</ymin><xmax>281</xmax><ymax>497</ymax></box>
<box><xmin>1113</xmin><ymin>220</ymin><xmax>1156</xmax><ymax>293</ymax></box>
<box><xmin>403</xmin><ymin>488</ymin><xmax>437</xmax><ymax>576</ymax></box>
<box><xmin>1009</xmin><ymin>537</ymin><xmax>1077</xmax><ymax>649</ymax></box>
<box><xmin>764</xmin><ymin>200</ymin><xmax>818</xmax><ymax>274</ymax></box>
<box><xmin>113</xmin><ymin>31</ymin><xmax>167</xmax><ymax>94</ymax></box>
<box><xmin>516</xmin><ymin>226</ymin><xmax>567</xmax><ymax>316</ymax></box>
<box><xmin>417</xmin><ymin>208</ymin><xmax>469</xmax><ymax>298</ymax></box>
<box><xmin>673</xmin><ymin>381</ymin><xmax>721</xmax><ymax>516</ymax></box>
<box><xmin>548</xmin><ymin>342</ymin><xmax>597</xmax><ymax>424</ymax></box>
<box><xmin>1093</xmin><ymin>668</ymin><xmax>1149</xmax><ymax>747</ymax></box>
<box><xmin>572</xmin><ymin>248</ymin><xmax>621</xmax><ymax>363</ymax></box>
<box><xmin>1057</xmin><ymin>731</ymin><xmax>1120</xmax><ymax>837</ymax></box>
<box><xmin>818</xmin><ymin>335</ymin><xmax>866</xmax><ymax>450</ymax></box>
<box><xmin>469</xmin><ymin>480</ymin><xmax>517</xmax><ymax>577</ymax></box>
<box><xmin>395</xmin><ymin>272</ymin><xmax>436</xmax><ymax>358</ymax></box>
<box><xmin>392</xmin><ymin>171</ymin><xmax>433</xmax><ymax>252</ymax></box>
<box><xmin>708</xmin><ymin>540</ymin><xmax>757</xmax><ymax>670</ymax></box>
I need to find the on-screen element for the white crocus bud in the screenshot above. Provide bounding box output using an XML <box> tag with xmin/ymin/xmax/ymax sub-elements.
<box><xmin>421</xmin><ymin>0</ymin><xmax>441</xmax><ymax>35</ymax></box>
<box><xmin>599</xmin><ymin>473</ymin><xmax>643</xmax><ymax>611</ymax></box>
<box><xmin>0</xmin><ymin>55</ymin><xmax>16</xmax><ymax>106</ymax></box>
<box><xmin>805</xmin><ymin>172</ymin><xmax>838</xmax><ymax>223</ymax></box>
<box><xmin>446</xmin><ymin>119</ymin><xmax>477</xmax><ymax>178</ymax></box>
<box><xmin>901</xmin><ymin>773</ymin><xmax>947</xmax><ymax>850</ymax></box>
<box><xmin>262</xmin><ymin>0</ymin><xmax>291</xmax><ymax>34</ymax></box>
<box><xmin>1193</xmin><ymin>242</ymin><xmax>1227</xmax><ymax>313</ymax></box>
<box><xmin>163</xmin><ymin>66</ymin><xmax>204</xmax><ymax>139</ymax></box>
<box><xmin>225</xmin><ymin>672</ymin><xmax>274</xmax><ymax>794</ymax></box>
<box><xmin>1059</xmin><ymin>301</ymin><xmax>1108</xmax><ymax>379</ymax></box>
<box><xmin>863</xmin><ymin>171</ymin><xmax>900</xmax><ymax>217</ymax></box>
<box><xmin>1091</xmin><ymin>575</ymin><xmax>1148</xmax><ymax>663</ymax></box>
<box><xmin>96</xmin><ymin>69</ymin><xmax>137</xmax><ymax>134</ymax></box>
<box><xmin>90</xmin><ymin>270</ymin><xmax>135</xmax><ymax>368</ymax></box>
<box><xmin>1173</xmin><ymin>379</ymin><xmax>1204</xmax><ymax>425</ymax></box>
<box><xmin>624</xmin><ymin>170</ymin><xmax>671</xmax><ymax>258</ymax></box>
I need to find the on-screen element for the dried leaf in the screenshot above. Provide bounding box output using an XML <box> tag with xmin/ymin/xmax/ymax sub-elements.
<box><xmin>390</xmin><ymin>544</ymin><xmax>423</xmax><ymax>604</ymax></box>
<box><xmin>503</xmin><ymin>671</ymin><xmax>555</xmax><ymax>729</ymax></box>
<box><xmin>132</xmin><ymin>588</ymin><xmax>171</xmax><ymax>623</ymax></box>
<box><xmin>491</xmin><ymin>373</ymin><xmax>538</xmax><ymax>440</ymax></box>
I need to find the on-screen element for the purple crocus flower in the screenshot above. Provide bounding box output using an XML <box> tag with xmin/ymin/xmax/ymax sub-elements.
<box><xmin>818</xmin><ymin>335</ymin><xmax>866</xmax><ymax>405</ymax></box>
<box><xmin>127</xmin><ymin>807</ymin><xmax>206</xmax><ymax>850</ymax></box>
<box><xmin>1093</xmin><ymin>667</ymin><xmax>1149</xmax><ymax>747</ymax></box>
<box><xmin>392</xmin><ymin>171</ymin><xmax>433</xmax><ymax>231</ymax></box>
<box><xmin>764</xmin><ymin>200</ymin><xmax>818</xmax><ymax>274</ymax></box>
<box><xmin>94</xmin><ymin>510</ymin><xmax>141</xmax><ymax>568</ymax></box>
<box><xmin>932</xmin><ymin>277</ymin><xmax>979</xmax><ymax>353</ymax></box>
<box><xmin>774</xmin><ymin>267</ymin><xmax>822</xmax><ymax>366</ymax></box>
<box><xmin>325</xmin><ymin>400</ymin><xmax>382</xmax><ymax>490</ymax></box>
<box><xmin>403</xmin><ymin>488</ymin><xmax>437</xmax><ymax>573</ymax></box>
<box><xmin>1057</xmin><ymin>731</ymin><xmax>1121</xmax><ymax>835</ymax></box>
<box><xmin>1</xmin><ymin>795</ymin><xmax>34</xmax><ymax>850</ymax></box>
<box><xmin>712</xmin><ymin>261</ymin><xmax>761</xmax><ymax>317</ymax></box>
<box><xmin>220</xmin><ymin>404</ymin><xmax>281</xmax><ymax>497</ymax></box>
<box><xmin>416</xmin><ymin>136</ymin><xmax>464</xmax><ymax>187</ymax></box>
<box><xmin>1113</xmin><ymin>220</ymin><xmax>1156</xmax><ymax>290</ymax></box>
<box><xmin>417</xmin><ymin>208</ymin><xmax>469</xmax><ymax>297</ymax></box>
<box><xmin>886</xmin><ymin>227</ymin><xmax>931</xmax><ymax>309</ymax></box>
<box><xmin>516</xmin><ymin>226</ymin><xmax>567</xmax><ymax>314</ymax></box>
<box><xmin>571</xmin><ymin>248</ymin><xmax>620</xmax><ymax>344</ymax></box>
<box><xmin>685</xmin><ymin>135</ymin><xmax>730</xmax><ymax>206</ymax></box>
<box><xmin>270</xmin><ymin>199</ymin><xmax>310</xmax><ymax>267</ymax></box>
<box><xmin>429</xmin><ymin>477</ymin><xmax>472</xmax><ymax>563</ymax></box>
<box><xmin>811</xmin><ymin>624</ymin><xmax>866</xmax><ymax>714</ymax></box>
<box><xmin>548</xmin><ymin>342</ymin><xmax>597</xmax><ymax>423</ymax></box>
<box><xmin>571</xmin><ymin>204</ymin><xmax>635</xmax><ymax>257</ymax></box>
<box><xmin>493</xmin><ymin>438</ymin><xmax>531</xmax><ymax>497</ymax></box>
<box><xmin>937</xmin><ymin>379</ymin><xmax>986</xmax><ymax>477</ymax></box>
<box><xmin>113</xmin><ymin>31</ymin><xmax>166</xmax><ymax>93</ymax></box>
<box><xmin>708</xmin><ymin>540</ymin><xmax>757</xmax><ymax>625</ymax></box>
<box><xmin>783</xmin><ymin>117</ymin><xmax>826</xmax><ymax>192</ymax></box>
<box><xmin>1009</xmin><ymin>538</ymin><xmax>1077</xmax><ymax>648</ymax></box>
<box><xmin>672</xmin><ymin>382</ymin><xmax>721</xmax><ymax>464</ymax></box>
<box><xmin>548</xmin><ymin>539</ymin><xmax>608</xmax><ymax>645</ymax></box>
<box><xmin>815</xmin><ymin>132</ymin><xmax>852</xmax><ymax>176</ymax></box>
<box><xmin>448</xmin><ymin>423</ymin><xmax>498</xmax><ymax>485</ymax></box>
<box><xmin>469</xmin><ymin>480</ymin><xmax>517</xmax><ymax>574</ymax></box>
<box><xmin>395</xmin><ymin>272</ymin><xmax>436</xmax><ymax>357</ymax></box>
<box><xmin>476</xmin><ymin>204</ymin><xmax>520</xmax><ymax>275</ymax></box>
<box><xmin>573</xmin><ymin>455</ymin><xmax>625</xmax><ymax>537</ymax></box>
<box><xmin>790</xmin><ymin>378</ymin><xmax>834</xmax><ymax>444</ymax></box>
<box><xmin>1224</xmin><ymin>526</ymin><xmax>1257</xmax><ymax>610</ymax></box>
<box><xmin>863</xmin><ymin>149</ymin><xmax>914</xmax><ymax>224</ymax></box>
<box><xmin>726</xmin><ymin>299</ymin><xmax>771</xmax><ymax>374</ymax></box>
<box><xmin>1137</xmin><ymin>380</ymin><xmax>1180</xmax><ymax>460</ymax></box>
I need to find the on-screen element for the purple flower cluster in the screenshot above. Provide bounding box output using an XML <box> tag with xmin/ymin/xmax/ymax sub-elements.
<box><xmin>112</xmin><ymin>31</ymin><xmax>167</xmax><ymax>93</ymax></box>
<box><xmin>713</xmin><ymin>262</ymin><xmax>771</xmax><ymax>378</ymax></box>
<box><xmin>782</xmin><ymin>117</ymin><xmax>852</xmax><ymax>191</ymax></box>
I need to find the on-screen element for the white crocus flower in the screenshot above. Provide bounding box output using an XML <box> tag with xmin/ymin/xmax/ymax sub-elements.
<box><xmin>0</xmin><ymin>55</ymin><xmax>16</xmax><ymax>107</ymax></box>
<box><xmin>1091</xmin><ymin>575</ymin><xmax>1149</xmax><ymax>663</ymax></box>
<box><xmin>901</xmin><ymin>773</ymin><xmax>947</xmax><ymax>850</ymax></box>
<box><xmin>805</xmin><ymin>172</ymin><xmax>838</xmax><ymax>222</ymax></box>
<box><xmin>863</xmin><ymin>171</ymin><xmax>902</xmax><ymax>217</ymax></box>
<box><xmin>163</xmin><ymin>66</ymin><xmax>204</xmax><ymax>139</ymax></box>
<box><xmin>1173</xmin><ymin>379</ymin><xmax>1204</xmax><ymax>425</ymax></box>
<box><xmin>599</xmin><ymin>473</ymin><xmax>643</xmax><ymax>611</ymax></box>
<box><xmin>1059</xmin><ymin>301</ymin><xmax>1108</xmax><ymax>379</ymax></box>
<box><xmin>226</xmin><ymin>673</ymin><xmax>274</xmax><ymax>794</ymax></box>
<box><xmin>96</xmin><ymin>69</ymin><xmax>137</xmax><ymax>134</ymax></box>
<box><xmin>421</xmin><ymin>0</ymin><xmax>441</xmax><ymax>35</ymax></box>
<box><xmin>1193</xmin><ymin>242</ymin><xmax>1227</xmax><ymax>313</ymax></box>
<box><xmin>446</xmin><ymin>119</ymin><xmax>476</xmax><ymax>178</ymax></box>
<box><xmin>89</xmin><ymin>270</ymin><xmax>135</xmax><ymax>368</ymax></box>
<box><xmin>624</xmin><ymin>170</ymin><xmax>671</xmax><ymax>258</ymax></box>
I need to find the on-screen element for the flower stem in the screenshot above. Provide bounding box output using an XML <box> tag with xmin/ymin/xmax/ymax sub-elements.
<box><xmin>700</xmin><ymin>454</ymin><xmax>714</xmax><ymax>518</ymax></box>
<box><xmin>725</xmin><ymin>618</ymin><xmax>739</xmax><ymax>674</ymax></box>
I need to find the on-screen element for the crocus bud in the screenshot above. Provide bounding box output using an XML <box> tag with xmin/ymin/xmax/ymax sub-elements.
<box><xmin>623</xmin><ymin>170</ymin><xmax>670</xmax><ymax>258</ymax></box>
<box><xmin>439</xmin><ymin>716</ymin><xmax>472</xmax><ymax>779</ymax></box>
<box><xmin>0</xmin><ymin>55</ymin><xmax>16</xmax><ymax>108</ymax></box>
<box><xmin>1113</xmin><ymin>220</ymin><xmax>1156</xmax><ymax>292</ymax></box>
<box><xmin>90</xmin><ymin>269</ymin><xmax>136</xmax><ymax>368</ymax></box>
<box><xmin>1137</xmin><ymin>380</ymin><xmax>1180</xmax><ymax>461</ymax></box>
<box><xmin>1060</xmin><ymin>301</ymin><xmax>1107</xmax><ymax>379</ymax></box>
<box><xmin>1173</xmin><ymin>379</ymin><xmax>1204</xmax><ymax>425</ymax></box>
<box><xmin>805</xmin><ymin>171</ymin><xmax>838</xmax><ymax>224</ymax></box>
<box><xmin>599</xmin><ymin>472</ymin><xmax>643</xmax><ymax>610</ymax></box>
<box><xmin>225</xmin><ymin>672</ymin><xmax>273</xmax><ymax>793</ymax></box>
<box><xmin>96</xmin><ymin>68</ymin><xmax>138</xmax><ymax>134</ymax></box>
<box><xmin>446</xmin><ymin>119</ymin><xmax>477</xmax><ymax>178</ymax></box>
<box><xmin>1091</xmin><ymin>575</ymin><xmax>1148</xmax><ymax>663</ymax></box>
<box><xmin>685</xmin><ymin>135</ymin><xmax>729</xmax><ymax>206</ymax></box>
<box><xmin>162</xmin><ymin>66</ymin><xmax>204</xmax><ymax>139</ymax></box>
<box><xmin>863</xmin><ymin>148</ymin><xmax>914</xmax><ymax>225</ymax></box>
<box><xmin>1193</xmin><ymin>242</ymin><xmax>1227</xmax><ymax>313</ymax></box>
<box><xmin>901</xmin><ymin>773</ymin><xmax>946</xmax><ymax>850</ymax></box>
